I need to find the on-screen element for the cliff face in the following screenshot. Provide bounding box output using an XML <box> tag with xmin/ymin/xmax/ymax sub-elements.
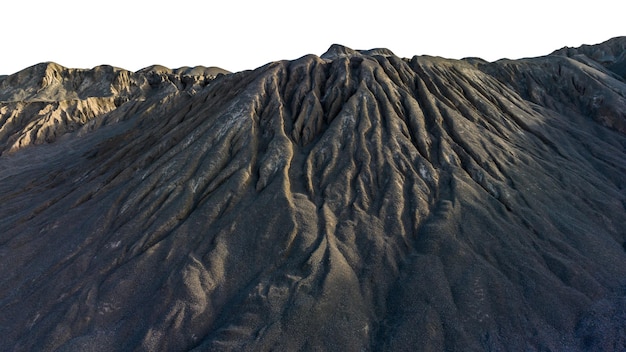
<box><xmin>0</xmin><ymin>38</ymin><xmax>625</xmax><ymax>351</ymax></box>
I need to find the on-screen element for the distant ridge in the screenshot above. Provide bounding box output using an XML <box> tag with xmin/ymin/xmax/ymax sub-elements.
<box><xmin>0</xmin><ymin>63</ymin><xmax>229</xmax><ymax>154</ymax></box>
<box><xmin>551</xmin><ymin>36</ymin><xmax>626</xmax><ymax>79</ymax></box>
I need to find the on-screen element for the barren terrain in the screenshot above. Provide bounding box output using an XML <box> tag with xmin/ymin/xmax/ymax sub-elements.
<box><xmin>1</xmin><ymin>37</ymin><xmax>625</xmax><ymax>351</ymax></box>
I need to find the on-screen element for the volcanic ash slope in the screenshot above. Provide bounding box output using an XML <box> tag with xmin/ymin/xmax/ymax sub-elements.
<box><xmin>0</xmin><ymin>38</ymin><xmax>626</xmax><ymax>351</ymax></box>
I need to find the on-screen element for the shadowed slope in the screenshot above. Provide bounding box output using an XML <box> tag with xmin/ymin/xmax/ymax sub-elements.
<box><xmin>0</xmin><ymin>39</ymin><xmax>625</xmax><ymax>351</ymax></box>
<box><xmin>552</xmin><ymin>36</ymin><xmax>626</xmax><ymax>80</ymax></box>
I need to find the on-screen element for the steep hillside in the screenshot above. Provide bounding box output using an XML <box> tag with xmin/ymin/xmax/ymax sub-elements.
<box><xmin>0</xmin><ymin>38</ymin><xmax>625</xmax><ymax>351</ymax></box>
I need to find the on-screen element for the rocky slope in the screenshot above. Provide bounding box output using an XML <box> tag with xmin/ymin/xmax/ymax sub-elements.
<box><xmin>0</xmin><ymin>63</ymin><xmax>229</xmax><ymax>154</ymax></box>
<box><xmin>0</xmin><ymin>37</ymin><xmax>625</xmax><ymax>351</ymax></box>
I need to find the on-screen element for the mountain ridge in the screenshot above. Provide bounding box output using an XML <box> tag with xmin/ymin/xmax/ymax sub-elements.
<box><xmin>0</xmin><ymin>37</ymin><xmax>625</xmax><ymax>351</ymax></box>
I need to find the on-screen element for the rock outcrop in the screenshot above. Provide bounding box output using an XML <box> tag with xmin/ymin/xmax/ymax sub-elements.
<box><xmin>0</xmin><ymin>38</ymin><xmax>625</xmax><ymax>351</ymax></box>
<box><xmin>0</xmin><ymin>63</ymin><xmax>229</xmax><ymax>154</ymax></box>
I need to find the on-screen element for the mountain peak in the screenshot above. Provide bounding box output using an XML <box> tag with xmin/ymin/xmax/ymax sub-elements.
<box><xmin>321</xmin><ymin>43</ymin><xmax>359</xmax><ymax>60</ymax></box>
<box><xmin>321</xmin><ymin>44</ymin><xmax>397</xmax><ymax>61</ymax></box>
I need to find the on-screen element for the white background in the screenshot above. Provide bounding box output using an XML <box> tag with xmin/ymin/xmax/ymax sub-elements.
<box><xmin>1</xmin><ymin>0</ymin><xmax>623</xmax><ymax>74</ymax></box>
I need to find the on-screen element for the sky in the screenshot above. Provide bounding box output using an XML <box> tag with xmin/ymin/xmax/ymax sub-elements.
<box><xmin>1</xmin><ymin>0</ymin><xmax>623</xmax><ymax>75</ymax></box>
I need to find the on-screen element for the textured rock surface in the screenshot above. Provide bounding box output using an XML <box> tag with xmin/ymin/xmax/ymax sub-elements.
<box><xmin>0</xmin><ymin>63</ymin><xmax>229</xmax><ymax>154</ymax></box>
<box><xmin>0</xmin><ymin>37</ymin><xmax>625</xmax><ymax>351</ymax></box>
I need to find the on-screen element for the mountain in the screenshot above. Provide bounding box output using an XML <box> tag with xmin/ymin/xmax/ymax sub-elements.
<box><xmin>0</xmin><ymin>63</ymin><xmax>229</xmax><ymax>154</ymax></box>
<box><xmin>1</xmin><ymin>37</ymin><xmax>625</xmax><ymax>351</ymax></box>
